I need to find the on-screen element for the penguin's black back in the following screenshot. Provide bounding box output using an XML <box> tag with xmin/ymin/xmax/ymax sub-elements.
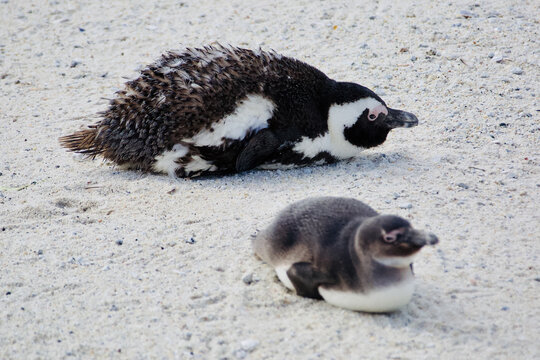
<box><xmin>61</xmin><ymin>45</ymin><xmax>334</xmax><ymax>171</ymax></box>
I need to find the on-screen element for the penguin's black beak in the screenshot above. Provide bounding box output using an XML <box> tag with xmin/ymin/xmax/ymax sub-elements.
<box><xmin>385</xmin><ymin>108</ymin><xmax>419</xmax><ymax>129</ymax></box>
<box><xmin>407</xmin><ymin>230</ymin><xmax>439</xmax><ymax>247</ymax></box>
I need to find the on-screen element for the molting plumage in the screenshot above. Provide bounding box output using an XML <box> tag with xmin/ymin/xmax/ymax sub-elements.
<box><xmin>253</xmin><ymin>197</ymin><xmax>438</xmax><ymax>312</ymax></box>
<box><xmin>60</xmin><ymin>44</ymin><xmax>419</xmax><ymax>177</ymax></box>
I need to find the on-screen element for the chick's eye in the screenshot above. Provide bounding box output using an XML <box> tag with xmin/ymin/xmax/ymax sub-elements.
<box><xmin>369</xmin><ymin>114</ymin><xmax>377</xmax><ymax>120</ymax></box>
<box><xmin>383</xmin><ymin>228</ymin><xmax>405</xmax><ymax>243</ymax></box>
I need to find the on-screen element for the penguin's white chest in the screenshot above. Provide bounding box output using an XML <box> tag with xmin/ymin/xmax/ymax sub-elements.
<box><xmin>318</xmin><ymin>280</ymin><xmax>415</xmax><ymax>312</ymax></box>
<box><xmin>292</xmin><ymin>132</ymin><xmax>362</xmax><ymax>160</ymax></box>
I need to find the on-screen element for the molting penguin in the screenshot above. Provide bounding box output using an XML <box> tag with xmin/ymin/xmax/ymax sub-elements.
<box><xmin>253</xmin><ymin>197</ymin><xmax>439</xmax><ymax>312</ymax></box>
<box><xmin>60</xmin><ymin>44</ymin><xmax>419</xmax><ymax>178</ymax></box>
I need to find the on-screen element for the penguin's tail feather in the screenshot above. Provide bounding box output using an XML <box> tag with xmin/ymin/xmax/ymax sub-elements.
<box><xmin>59</xmin><ymin>125</ymin><xmax>104</xmax><ymax>157</ymax></box>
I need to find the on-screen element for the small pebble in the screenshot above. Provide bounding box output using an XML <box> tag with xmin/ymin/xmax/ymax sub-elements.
<box><xmin>70</xmin><ymin>60</ymin><xmax>81</xmax><ymax>68</ymax></box>
<box><xmin>37</xmin><ymin>249</ymin><xmax>44</xmax><ymax>255</ymax></box>
<box><xmin>491</xmin><ymin>55</ymin><xmax>503</xmax><ymax>63</ymax></box>
<box><xmin>242</xmin><ymin>272</ymin><xmax>254</xmax><ymax>285</ymax></box>
<box><xmin>185</xmin><ymin>237</ymin><xmax>196</xmax><ymax>244</ymax></box>
<box><xmin>457</xmin><ymin>183</ymin><xmax>469</xmax><ymax>189</ymax></box>
<box><xmin>410</xmin><ymin>56</ymin><xmax>417</xmax><ymax>61</ymax></box>
<box><xmin>115</xmin><ymin>240</ymin><xmax>123</xmax><ymax>246</ymax></box>
<box><xmin>234</xmin><ymin>350</ymin><xmax>247</xmax><ymax>359</ymax></box>
<box><xmin>460</xmin><ymin>10</ymin><xmax>475</xmax><ymax>18</ymax></box>
<box><xmin>501</xmin><ymin>306</ymin><xmax>509</xmax><ymax>311</ymax></box>
<box><xmin>240</xmin><ymin>339</ymin><xmax>259</xmax><ymax>352</ymax></box>
<box><xmin>511</xmin><ymin>67</ymin><xmax>523</xmax><ymax>75</ymax></box>
<box><xmin>399</xmin><ymin>202</ymin><xmax>413</xmax><ymax>209</ymax></box>
<box><xmin>488</xmin><ymin>52</ymin><xmax>495</xmax><ymax>58</ymax></box>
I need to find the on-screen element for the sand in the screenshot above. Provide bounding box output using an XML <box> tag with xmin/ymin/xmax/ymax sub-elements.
<box><xmin>1</xmin><ymin>0</ymin><xmax>539</xmax><ymax>358</ymax></box>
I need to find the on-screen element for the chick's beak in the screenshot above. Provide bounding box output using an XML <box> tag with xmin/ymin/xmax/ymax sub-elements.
<box><xmin>407</xmin><ymin>230</ymin><xmax>439</xmax><ymax>247</ymax></box>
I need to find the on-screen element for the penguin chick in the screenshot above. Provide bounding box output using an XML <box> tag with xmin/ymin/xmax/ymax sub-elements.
<box><xmin>60</xmin><ymin>44</ymin><xmax>419</xmax><ymax>178</ymax></box>
<box><xmin>253</xmin><ymin>197</ymin><xmax>438</xmax><ymax>312</ymax></box>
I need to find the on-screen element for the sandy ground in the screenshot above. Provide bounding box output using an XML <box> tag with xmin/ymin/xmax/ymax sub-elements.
<box><xmin>1</xmin><ymin>0</ymin><xmax>539</xmax><ymax>358</ymax></box>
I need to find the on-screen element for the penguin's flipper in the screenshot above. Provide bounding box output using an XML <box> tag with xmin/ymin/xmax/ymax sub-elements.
<box><xmin>287</xmin><ymin>262</ymin><xmax>334</xmax><ymax>299</ymax></box>
<box><xmin>235</xmin><ymin>129</ymin><xmax>280</xmax><ymax>172</ymax></box>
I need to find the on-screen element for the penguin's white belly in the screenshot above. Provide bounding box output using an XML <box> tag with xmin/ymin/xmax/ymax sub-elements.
<box><xmin>318</xmin><ymin>280</ymin><xmax>415</xmax><ymax>312</ymax></box>
<box><xmin>187</xmin><ymin>94</ymin><xmax>275</xmax><ymax>147</ymax></box>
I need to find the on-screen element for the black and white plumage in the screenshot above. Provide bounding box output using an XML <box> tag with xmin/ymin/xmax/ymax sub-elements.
<box><xmin>60</xmin><ymin>44</ymin><xmax>419</xmax><ymax>177</ymax></box>
<box><xmin>253</xmin><ymin>197</ymin><xmax>439</xmax><ymax>312</ymax></box>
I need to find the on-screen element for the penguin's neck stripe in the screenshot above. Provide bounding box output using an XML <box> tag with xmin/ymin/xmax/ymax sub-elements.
<box><xmin>292</xmin><ymin>97</ymin><xmax>384</xmax><ymax>159</ymax></box>
<box><xmin>373</xmin><ymin>253</ymin><xmax>418</xmax><ymax>268</ymax></box>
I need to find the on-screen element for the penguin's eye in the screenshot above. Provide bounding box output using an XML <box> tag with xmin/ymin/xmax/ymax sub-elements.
<box><xmin>382</xmin><ymin>228</ymin><xmax>406</xmax><ymax>243</ymax></box>
<box><xmin>383</xmin><ymin>235</ymin><xmax>397</xmax><ymax>243</ymax></box>
<box><xmin>367</xmin><ymin>104</ymin><xmax>388</xmax><ymax>121</ymax></box>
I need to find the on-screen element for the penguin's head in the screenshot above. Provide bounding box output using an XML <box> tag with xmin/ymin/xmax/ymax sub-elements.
<box><xmin>355</xmin><ymin>215</ymin><xmax>438</xmax><ymax>268</ymax></box>
<box><xmin>328</xmin><ymin>82</ymin><xmax>418</xmax><ymax>150</ymax></box>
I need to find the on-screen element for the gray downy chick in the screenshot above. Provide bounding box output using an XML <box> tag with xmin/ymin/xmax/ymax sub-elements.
<box><xmin>253</xmin><ymin>196</ymin><xmax>438</xmax><ymax>312</ymax></box>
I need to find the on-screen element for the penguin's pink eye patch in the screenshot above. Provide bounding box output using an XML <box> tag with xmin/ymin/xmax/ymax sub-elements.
<box><xmin>368</xmin><ymin>104</ymin><xmax>388</xmax><ymax>121</ymax></box>
<box><xmin>382</xmin><ymin>227</ymin><xmax>407</xmax><ymax>243</ymax></box>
